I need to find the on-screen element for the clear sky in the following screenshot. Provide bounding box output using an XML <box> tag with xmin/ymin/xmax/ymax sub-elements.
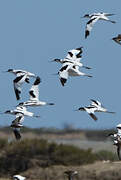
<box><xmin>0</xmin><ymin>0</ymin><xmax>121</xmax><ymax>129</ymax></box>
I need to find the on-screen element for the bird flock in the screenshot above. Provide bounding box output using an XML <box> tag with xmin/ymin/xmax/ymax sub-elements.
<box><xmin>3</xmin><ymin>11</ymin><xmax>121</xmax><ymax>180</ymax></box>
<box><xmin>1</xmin><ymin>12</ymin><xmax>121</xmax><ymax>158</ymax></box>
<box><xmin>2</xmin><ymin>69</ymin><xmax>54</xmax><ymax>140</ymax></box>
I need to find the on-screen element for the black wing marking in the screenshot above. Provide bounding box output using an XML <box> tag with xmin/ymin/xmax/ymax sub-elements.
<box><xmin>13</xmin><ymin>177</ymin><xmax>19</xmax><ymax>180</ymax></box>
<box><xmin>60</xmin><ymin>78</ymin><xmax>67</xmax><ymax>86</ymax></box>
<box><xmin>85</xmin><ymin>17</ymin><xmax>98</xmax><ymax>39</ymax></box>
<box><xmin>85</xmin><ymin>30</ymin><xmax>90</xmax><ymax>39</ymax></box>
<box><xmin>25</xmin><ymin>78</ymin><xmax>30</xmax><ymax>83</ymax></box>
<box><xmin>89</xmin><ymin>113</ymin><xmax>98</xmax><ymax>121</ymax></box>
<box><xmin>60</xmin><ymin>65</ymin><xmax>68</xmax><ymax>72</ymax></box>
<box><xmin>90</xmin><ymin>99</ymin><xmax>98</xmax><ymax>105</ymax></box>
<box><xmin>78</xmin><ymin>107</ymin><xmax>85</xmax><ymax>111</ymax></box>
<box><xmin>76</xmin><ymin>47</ymin><xmax>83</xmax><ymax>58</ymax></box>
<box><xmin>14</xmin><ymin>88</ymin><xmax>21</xmax><ymax>100</ymax></box>
<box><xmin>68</xmin><ymin>52</ymin><xmax>73</xmax><ymax>57</ymax></box>
<box><xmin>13</xmin><ymin>75</ymin><xmax>24</xmax><ymax>83</ymax></box>
<box><xmin>34</xmin><ymin>76</ymin><xmax>41</xmax><ymax>85</ymax></box>
<box><xmin>13</xmin><ymin>129</ymin><xmax>21</xmax><ymax>140</ymax></box>
<box><xmin>29</xmin><ymin>90</ymin><xmax>36</xmax><ymax>98</ymax></box>
<box><xmin>87</xmin><ymin>18</ymin><xmax>96</xmax><ymax>25</ymax></box>
<box><xmin>13</xmin><ymin>75</ymin><xmax>25</xmax><ymax>100</ymax></box>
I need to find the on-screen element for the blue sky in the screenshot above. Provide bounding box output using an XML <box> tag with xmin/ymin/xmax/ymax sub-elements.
<box><xmin>0</xmin><ymin>0</ymin><xmax>121</xmax><ymax>129</ymax></box>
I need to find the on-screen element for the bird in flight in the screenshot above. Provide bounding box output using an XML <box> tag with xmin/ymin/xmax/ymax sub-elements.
<box><xmin>17</xmin><ymin>76</ymin><xmax>54</xmax><ymax>107</ymax></box>
<box><xmin>4</xmin><ymin>69</ymin><xmax>36</xmax><ymax>100</ymax></box>
<box><xmin>10</xmin><ymin>114</ymin><xmax>24</xmax><ymax>140</ymax></box>
<box><xmin>81</xmin><ymin>12</ymin><xmax>116</xmax><ymax>38</ymax></box>
<box><xmin>108</xmin><ymin>124</ymin><xmax>121</xmax><ymax>160</ymax></box>
<box><xmin>77</xmin><ymin>99</ymin><xmax>115</xmax><ymax>121</ymax></box>
<box><xmin>4</xmin><ymin>104</ymin><xmax>40</xmax><ymax>118</ymax></box>
<box><xmin>112</xmin><ymin>34</ymin><xmax>121</xmax><ymax>45</ymax></box>
<box><xmin>58</xmin><ymin>61</ymin><xmax>92</xmax><ymax>86</ymax></box>
<box><xmin>52</xmin><ymin>47</ymin><xmax>91</xmax><ymax>69</ymax></box>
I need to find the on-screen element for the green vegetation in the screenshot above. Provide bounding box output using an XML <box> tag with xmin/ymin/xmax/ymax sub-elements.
<box><xmin>0</xmin><ymin>126</ymin><xmax>115</xmax><ymax>141</ymax></box>
<box><xmin>0</xmin><ymin>138</ymin><xmax>117</xmax><ymax>177</ymax></box>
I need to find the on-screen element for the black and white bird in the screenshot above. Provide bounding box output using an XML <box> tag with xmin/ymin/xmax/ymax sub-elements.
<box><xmin>4</xmin><ymin>69</ymin><xmax>36</xmax><ymax>100</ymax></box>
<box><xmin>13</xmin><ymin>175</ymin><xmax>26</xmax><ymax>180</ymax></box>
<box><xmin>77</xmin><ymin>99</ymin><xmax>115</xmax><ymax>121</ymax></box>
<box><xmin>10</xmin><ymin>114</ymin><xmax>24</xmax><ymax>140</ymax></box>
<box><xmin>5</xmin><ymin>69</ymin><xmax>36</xmax><ymax>78</ymax></box>
<box><xmin>4</xmin><ymin>105</ymin><xmax>40</xmax><ymax>118</ymax></box>
<box><xmin>64</xmin><ymin>170</ymin><xmax>78</xmax><ymax>180</ymax></box>
<box><xmin>108</xmin><ymin>124</ymin><xmax>121</xmax><ymax>160</ymax></box>
<box><xmin>112</xmin><ymin>34</ymin><xmax>121</xmax><ymax>45</ymax></box>
<box><xmin>17</xmin><ymin>76</ymin><xmax>54</xmax><ymax>107</ymax></box>
<box><xmin>52</xmin><ymin>47</ymin><xmax>91</xmax><ymax>69</ymax></box>
<box><xmin>58</xmin><ymin>62</ymin><xmax>92</xmax><ymax>86</ymax></box>
<box><xmin>82</xmin><ymin>12</ymin><xmax>116</xmax><ymax>38</ymax></box>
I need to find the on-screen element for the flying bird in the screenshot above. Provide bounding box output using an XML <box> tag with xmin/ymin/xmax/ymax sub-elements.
<box><xmin>17</xmin><ymin>76</ymin><xmax>54</xmax><ymax>107</ymax></box>
<box><xmin>4</xmin><ymin>105</ymin><xmax>40</xmax><ymax>118</ymax></box>
<box><xmin>58</xmin><ymin>62</ymin><xmax>92</xmax><ymax>86</ymax></box>
<box><xmin>13</xmin><ymin>175</ymin><xmax>26</xmax><ymax>180</ymax></box>
<box><xmin>108</xmin><ymin>124</ymin><xmax>121</xmax><ymax>160</ymax></box>
<box><xmin>77</xmin><ymin>99</ymin><xmax>115</xmax><ymax>121</ymax></box>
<box><xmin>52</xmin><ymin>47</ymin><xmax>91</xmax><ymax>69</ymax></box>
<box><xmin>112</xmin><ymin>34</ymin><xmax>121</xmax><ymax>45</ymax></box>
<box><xmin>5</xmin><ymin>69</ymin><xmax>36</xmax><ymax>78</ymax></box>
<box><xmin>13</xmin><ymin>73</ymin><xmax>28</xmax><ymax>100</ymax></box>
<box><xmin>82</xmin><ymin>13</ymin><xmax>116</xmax><ymax>38</ymax></box>
<box><xmin>4</xmin><ymin>69</ymin><xmax>36</xmax><ymax>100</ymax></box>
<box><xmin>10</xmin><ymin>114</ymin><xmax>24</xmax><ymax>140</ymax></box>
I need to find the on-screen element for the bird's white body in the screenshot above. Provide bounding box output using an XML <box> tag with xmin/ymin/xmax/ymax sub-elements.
<box><xmin>78</xmin><ymin>99</ymin><xmax>115</xmax><ymax>121</ymax></box>
<box><xmin>18</xmin><ymin>76</ymin><xmax>54</xmax><ymax>107</ymax></box>
<box><xmin>21</xmin><ymin>100</ymin><xmax>47</xmax><ymax>107</ymax></box>
<box><xmin>13</xmin><ymin>175</ymin><xmax>26</xmax><ymax>180</ymax></box>
<box><xmin>4</xmin><ymin>105</ymin><xmax>35</xmax><ymax>117</ymax></box>
<box><xmin>5</xmin><ymin>69</ymin><xmax>36</xmax><ymax>100</ymax></box>
<box><xmin>7</xmin><ymin>69</ymin><xmax>36</xmax><ymax>77</ymax></box>
<box><xmin>83</xmin><ymin>12</ymin><xmax>116</xmax><ymax>38</ymax></box>
<box><xmin>53</xmin><ymin>47</ymin><xmax>91</xmax><ymax>70</ymax></box>
<box><xmin>59</xmin><ymin>62</ymin><xmax>92</xmax><ymax>86</ymax></box>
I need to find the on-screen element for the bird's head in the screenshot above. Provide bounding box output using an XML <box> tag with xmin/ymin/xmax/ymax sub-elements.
<box><xmin>4</xmin><ymin>110</ymin><xmax>11</xmax><ymax>114</ymax></box>
<box><xmin>7</xmin><ymin>69</ymin><xmax>13</xmax><ymax>72</ymax></box>
<box><xmin>83</xmin><ymin>14</ymin><xmax>90</xmax><ymax>18</ymax></box>
<box><xmin>18</xmin><ymin>102</ymin><xmax>24</xmax><ymax>106</ymax></box>
<box><xmin>52</xmin><ymin>59</ymin><xmax>61</xmax><ymax>63</ymax></box>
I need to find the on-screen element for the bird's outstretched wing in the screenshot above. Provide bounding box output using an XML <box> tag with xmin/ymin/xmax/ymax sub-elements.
<box><xmin>12</xmin><ymin>128</ymin><xmax>21</xmax><ymax>140</ymax></box>
<box><xmin>11</xmin><ymin>114</ymin><xmax>24</xmax><ymax>127</ymax></box>
<box><xmin>13</xmin><ymin>74</ymin><xmax>27</xmax><ymax>100</ymax></box>
<box><xmin>85</xmin><ymin>106</ymin><xmax>98</xmax><ymax>121</ymax></box>
<box><xmin>66</xmin><ymin>47</ymin><xmax>83</xmax><ymax>62</ymax></box>
<box><xmin>90</xmin><ymin>99</ymin><xmax>101</xmax><ymax>107</ymax></box>
<box><xmin>11</xmin><ymin>114</ymin><xmax>24</xmax><ymax>140</ymax></box>
<box><xmin>89</xmin><ymin>113</ymin><xmax>98</xmax><ymax>121</ymax></box>
<box><xmin>112</xmin><ymin>34</ymin><xmax>121</xmax><ymax>45</ymax></box>
<box><xmin>117</xmin><ymin>145</ymin><xmax>121</xmax><ymax>160</ymax></box>
<box><xmin>85</xmin><ymin>16</ymin><xmax>100</xmax><ymax>38</ymax></box>
<box><xmin>29</xmin><ymin>76</ymin><xmax>41</xmax><ymax>101</ymax></box>
<box><xmin>59</xmin><ymin>63</ymin><xmax>73</xmax><ymax>86</ymax></box>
